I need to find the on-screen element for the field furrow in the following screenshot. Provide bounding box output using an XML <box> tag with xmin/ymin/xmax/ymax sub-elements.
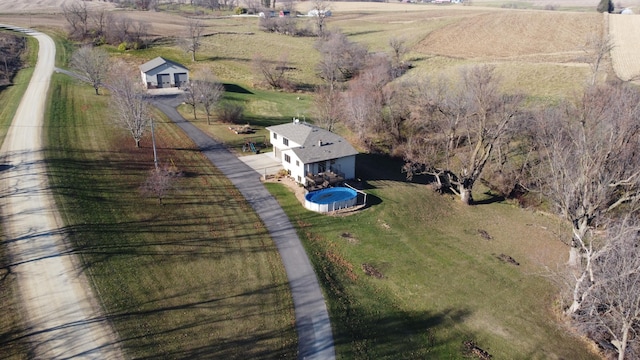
<box><xmin>609</xmin><ymin>14</ymin><xmax>640</xmax><ymax>81</ymax></box>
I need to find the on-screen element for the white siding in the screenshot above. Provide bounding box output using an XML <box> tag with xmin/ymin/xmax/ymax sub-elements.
<box><xmin>142</xmin><ymin>63</ymin><xmax>189</xmax><ymax>88</ymax></box>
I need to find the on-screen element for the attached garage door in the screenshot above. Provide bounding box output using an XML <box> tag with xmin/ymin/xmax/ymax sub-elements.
<box><xmin>174</xmin><ymin>73</ymin><xmax>188</xmax><ymax>87</ymax></box>
<box><xmin>157</xmin><ymin>73</ymin><xmax>171</xmax><ymax>88</ymax></box>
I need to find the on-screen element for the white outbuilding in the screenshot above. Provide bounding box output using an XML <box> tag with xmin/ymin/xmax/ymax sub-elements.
<box><xmin>139</xmin><ymin>56</ymin><xmax>189</xmax><ymax>89</ymax></box>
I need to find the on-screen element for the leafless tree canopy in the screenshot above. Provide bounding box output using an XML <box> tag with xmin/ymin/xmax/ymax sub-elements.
<box><xmin>141</xmin><ymin>165</ymin><xmax>180</xmax><ymax>205</ymax></box>
<box><xmin>402</xmin><ymin>65</ymin><xmax>522</xmax><ymax>205</ymax></box>
<box><xmin>62</xmin><ymin>3</ymin><xmax>150</xmax><ymax>48</ymax></box>
<box><xmin>183</xmin><ymin>70</ymin><xmax>225</xmax><ymax>125</ymax></box>
<box><xmin>573</xmin><ymin>217</ymin><xmax>640</xmax><ymax>360</ymax></box>
<box><xmin>582</xmin><ymin>33</ymin><xmax>614</xmax><ymax>86</ymax></box>
<box><xmin>107</xmin><ymin>61</ymin><xmax>152</xmax><ymax>148</ymax></box>
<box><xmin>62</xmin><ymin>1</ymin><xmax>89</xmax><ymax>40</ymax></box>
<box><xmin>70</xmin><ymin>46</ymin><xmax>111</xmax><ymax>95</ymax></box>
<box><xmin>179</xmin><ymin>19</ymin><xmax>205</xmax><ymax>62</ymax></box>
<box><xmin>532</xmin><ymin>83</ymin><xmax>640</xmax><ymax>318</ymax></box>
<box><xmin>315</xmin><ymin>31</ymin><xmax>368</xmax><ymax>91</ymax></box>
<box><xmin>310</xmin><ymin>0</ymin><xmax>331</xmax><ymax>36</ymax></box>
<box><xmin>313</xmin><ymin>85</ymin><xmax>341</xmax><ymax>132</ymax></box>
<box><xmin>340</xmin><ymin>54</ymin><xmax>392</xmax><ymax>150</ymax></box>
<box><xmin>253</xmin><ymin>53</ymin><xmax>291</xmax><ymax>90</ymax></box>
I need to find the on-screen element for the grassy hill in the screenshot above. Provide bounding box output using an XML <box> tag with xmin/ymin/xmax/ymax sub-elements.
<box><xmin>0</xmin><ymin>2</ymin><xmax>614</xmax><ymax>359</ymax></box>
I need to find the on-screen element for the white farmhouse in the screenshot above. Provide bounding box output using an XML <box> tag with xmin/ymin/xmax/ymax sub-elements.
<box><xmin>139</xmin><ymin>56</ymin><xmax>189</xmax><ymax>89</ymax></box>
<box><xmin>266</xmin><ymin>119</ymin><xmax>358</xmax><ymax>188</ymax></box>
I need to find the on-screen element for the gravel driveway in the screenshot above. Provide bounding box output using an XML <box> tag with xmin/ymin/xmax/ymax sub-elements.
<box><xmin>0</xmin><ymin>24</ymin><xmax>123</xmax><ymax>359</ymax></box>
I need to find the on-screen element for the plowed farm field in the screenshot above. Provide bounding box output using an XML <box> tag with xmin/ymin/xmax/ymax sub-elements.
<box><xmin>609</xmin><ymin>14</ymin><xmax>640</xmax><ymax>81</ymax></box>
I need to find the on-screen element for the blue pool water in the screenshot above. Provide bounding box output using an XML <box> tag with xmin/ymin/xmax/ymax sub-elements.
<box><xmin>305</xmin><ymin>187</ymin><xmax>357</xmax><ymax>204</ymax></box>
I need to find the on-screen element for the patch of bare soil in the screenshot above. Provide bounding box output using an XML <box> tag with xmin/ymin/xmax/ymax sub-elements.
<box><xmin>418</xmin><ymin>11</ymin><xmax>602</xmax><ymax>61</ymax></box>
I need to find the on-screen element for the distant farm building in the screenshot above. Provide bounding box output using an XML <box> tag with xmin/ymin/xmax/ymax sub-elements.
<box><xmin>308</xmin><ymin>9</ymin><xmax>332</xmax><ymax>17</ymax></box>
<box><xmin>139</xmin><ymin>57</ymin><xmax>189</xmax><ymax>89</ymax></box>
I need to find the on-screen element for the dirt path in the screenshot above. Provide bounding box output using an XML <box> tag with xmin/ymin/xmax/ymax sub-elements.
<box><xmin>0</xmin><ymin>24</ymin><xmax>123</xmax><ymax>359</ymax></box>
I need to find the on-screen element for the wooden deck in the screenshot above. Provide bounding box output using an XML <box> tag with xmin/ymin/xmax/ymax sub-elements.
<box><xmin>305</xmin><ymin>171</ymin><xmax>345</xmax><ymax>191</ymax></box>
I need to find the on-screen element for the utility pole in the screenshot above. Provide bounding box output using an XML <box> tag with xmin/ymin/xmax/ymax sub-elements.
<box><xmin>151</xmin><ymin>117</ymin><xmax>158</xmax><ymax>170</ymax></box>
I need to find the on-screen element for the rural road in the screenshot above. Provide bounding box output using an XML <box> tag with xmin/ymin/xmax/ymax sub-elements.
<box><xmin>0</xmin><ymin>24</ymin><xmax>123</xmax><ymax>359</ymax></box>
<box><xmin>152</xmin><ymin>96</ymin><xmax>336</xmax><ymax>360</ymax></box>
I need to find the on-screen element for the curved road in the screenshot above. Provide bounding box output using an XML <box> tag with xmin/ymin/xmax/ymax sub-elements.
<box><xmin>152</xmin><ymin>96</ymin><xmax>335</xmax><ymax>360</ymax></box>
<box><xmin>0</xmin><ymin>25</ymin><xmax>123</xmax><ymax>359</ymax></box>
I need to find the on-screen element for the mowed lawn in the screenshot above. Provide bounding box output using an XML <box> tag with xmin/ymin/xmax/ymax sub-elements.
<box><xmin>267</xmin><ymin>154</ymin><xmax>599</xmax><ymax>359</ymax></box>
<box><xmin>145</xmin><ymin>6</ymin><xmax>605</xmax><ymax>359</ymax></box>
<box><xmin>44</xmin><ymin>75</ymin><xmax>296</xmax><ymax>359</ymax></box>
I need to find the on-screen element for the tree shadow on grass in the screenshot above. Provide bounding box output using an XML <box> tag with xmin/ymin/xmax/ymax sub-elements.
<box><xmin>332</xmin><ymin>307</ymin><xmax>472</xmax><ymax>359</ymax></box>
<box><xmin>222</xmin><ymin>83</ymin><xmax>253</xmax><ymax>94</ymax></box>
<box><xmin>355</xmin><ymin>153</ymin><xmax>432</xmax><ymax>189</ymax></box>
<box><xmin>0</xmin><ymin>281</ymin><xmax>297</xmax><ymax>360</ymax></box>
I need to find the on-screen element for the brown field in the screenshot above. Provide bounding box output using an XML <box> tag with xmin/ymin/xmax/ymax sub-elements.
<box><xmin>609</xmin><ymin>13</ymin><xmax>640</xmax><ymax>81</ymax></box>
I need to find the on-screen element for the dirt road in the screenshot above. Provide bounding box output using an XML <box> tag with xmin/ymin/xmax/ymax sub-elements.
<box><xmin>0</xmin><ymin>24</ymin><xmax>123</xmax><ymax>359</ymax></box>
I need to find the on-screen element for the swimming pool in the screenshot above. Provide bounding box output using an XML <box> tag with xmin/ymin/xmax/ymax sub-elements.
<box><xmin>304</xmin><ymin>187</ymin><xmax>358</xmax><ymax>213</ymax></box>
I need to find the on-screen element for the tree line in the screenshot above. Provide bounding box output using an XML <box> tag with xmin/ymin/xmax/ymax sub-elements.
<box><xmin>64</xmin><ymin>5</ymin><xmax>639</xmax><ymax>356</ymax></box>
<box><xmin>305</xmin><ymin>28</ymin><xmax>640</xmax><ymax>359</ymax></box>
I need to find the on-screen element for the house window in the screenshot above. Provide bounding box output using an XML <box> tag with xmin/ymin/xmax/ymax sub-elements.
<box><xmin>283</xmin><ymin>138</ymin><xmax>289</xmax><ymax>146</ymax></box>
<box><xmin>297</xmin><ymin>176</ymin><xmax>301</xmax><ymax>182</ymax></box>
<box><xmin>284</xmin><ymin>154</ymin><xmax>291</xmax><ymax>163</ymax></box>
<box><xmin>274</xmin><ymin>133</ymin><xmax>278</xmax><ymax>139</ymax></box>
<box><xmin>296</xmin><ymin>160</ymin><xmax>300</xmax><ymax>167</ymax></box>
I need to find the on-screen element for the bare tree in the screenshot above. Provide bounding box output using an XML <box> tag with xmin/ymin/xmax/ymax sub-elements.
<box><xmin>340</xmin><ymin>54</ymin><xmax>391</xmax><ymax>150</ymax></box>
<box><xmin>108</xmin><ymin>61</ymin><xmax>152</xmax><ymax>148</ymax></box>
<box><xmin>389</xmin><ymin>37</ymin><xmax>408</xmax><ymax>78</ymax></box>
<box><xmin>533</xmin><ymin>83</ymin><xmax>640</xmax><ymax>314</ymax></box>
<box><xmin>90</xmin><ymin>8</ymin><xmax>111</xmax><ymax>41</ymax></box>
<box><xmin>182</xmin><ymin>81</ymin><xmax>200</xmax><ymax>120</ymax></box>
<box><xmin>315</xmin><ymin>31</ymin><xmax>368</xmax><ymax>91</ymax></box>
<box><xmin>70</xmin><ymin>46</ymin><xmax>111</xmax><ymax>95</ymax></box>
<box><xmin>253</xmin><ymin>53</ymin><xmax>290</xmax><ymax>89</ymax></box>
<box><xmin>141</xmin><ymin>165</ymin><xmax>175</xmax><ymax>205</ymax></box>
<box><xmin>403</xmin><ymin>65</ymin><xmax>522</xmax><ymax>205</ymax></box>
<box><xmin>62</xmin><ymin>1</ymin><xmax>89</xmax><ymax>39</ymax></box>
<box><xmin>582</xmin><ymin>33</ymin><xmax>614</xmax><ymax>85</ymax></box>
<box><xmin>179</xmin><ymin>19</ymin><xmax>205</xmax><ymax>62</ymax></box>
<box><xmin>574</xmin><ymin>216</ymin><xmax>640</xmax><ymax>360</ymax></box>
<box><xmin>310</xmin><ymin>0</ymin><xmax>330</xmax><ymax>37</ymax></box>
<box><xmin>195</xmin><ymin>70</ymin><xmax>225</xmax><ymax>125</ymax></box>
<box><xmin>313</xmin><ymin>85</ymin><xmax>341</xmax><ymax>132</ymax></box>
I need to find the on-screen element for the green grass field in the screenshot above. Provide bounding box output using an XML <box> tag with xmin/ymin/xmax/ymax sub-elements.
<box><xmin>44</xmin><ymin>75</ymin><xmax>297</xmax><ymax>359</ymax></box>
<box><xmin>266</xmin><ymin>154</ymin><xmax>598</xmax><ymax>359</ymax></box>
<box><xmin>0</xmin><ymin>3</ymin><xmax>610</xmax><ymax>359</ymax></box>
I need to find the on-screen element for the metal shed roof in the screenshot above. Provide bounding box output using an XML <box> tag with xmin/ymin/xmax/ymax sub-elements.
<box><xmin>139</xmin><ymin>56</ymin><xmax>188</xmax><ymax>73</ymax></box>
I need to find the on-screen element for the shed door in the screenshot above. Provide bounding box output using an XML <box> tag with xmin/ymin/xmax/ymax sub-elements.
<box><xmin>157</xmin><ymin>74</ymin><xmax>171</xmax><ymax>88</ymax></box>
<box><xmin>174</xmin><ymin>73</ymin><xmax>188</xmax><ymax>87</ymax></box>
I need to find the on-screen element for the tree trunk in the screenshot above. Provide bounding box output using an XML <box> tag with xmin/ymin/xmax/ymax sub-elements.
<box><xmin>135</xmin><ymin>138</ymin><xmax>141</xmax><ymax>148</ymax></box>
<box><xmin>459</xmin><ymin>185</ymin><xmax>473</xmax><ymax>205</ymax></box>
<box><xmin>458</xmin><ymin>178</ymin><xmax>474</xmax><ymax>205</ymax></box>
<box><xmin>94</xmin><ymin>86</ymin><xmax>99</xmax><ymax>95</ymax></box>
<box><xmin>568</xmin><ymin>246</ymin><xmax>580</xmax><ymax>267</ymax></box>
<box><xmin>617</xmin><ymin>323</ymin><xmax>630</xmax><ymax>360</ymax></box>
<box><xmin>206</xmin><ymin>113</ymin><xmax>210</xmax><ymax>125</ymax></box>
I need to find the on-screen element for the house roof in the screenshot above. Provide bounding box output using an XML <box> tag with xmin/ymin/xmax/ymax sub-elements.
<box><xmin>266</xmin><ymin>121</ymin><xmax>358</xmax><ymax>163</ymax></box>
<box><xmin>139</xmin><ymin>56</ymin><xmax>188</xmax><ymax>73</ymax></box>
